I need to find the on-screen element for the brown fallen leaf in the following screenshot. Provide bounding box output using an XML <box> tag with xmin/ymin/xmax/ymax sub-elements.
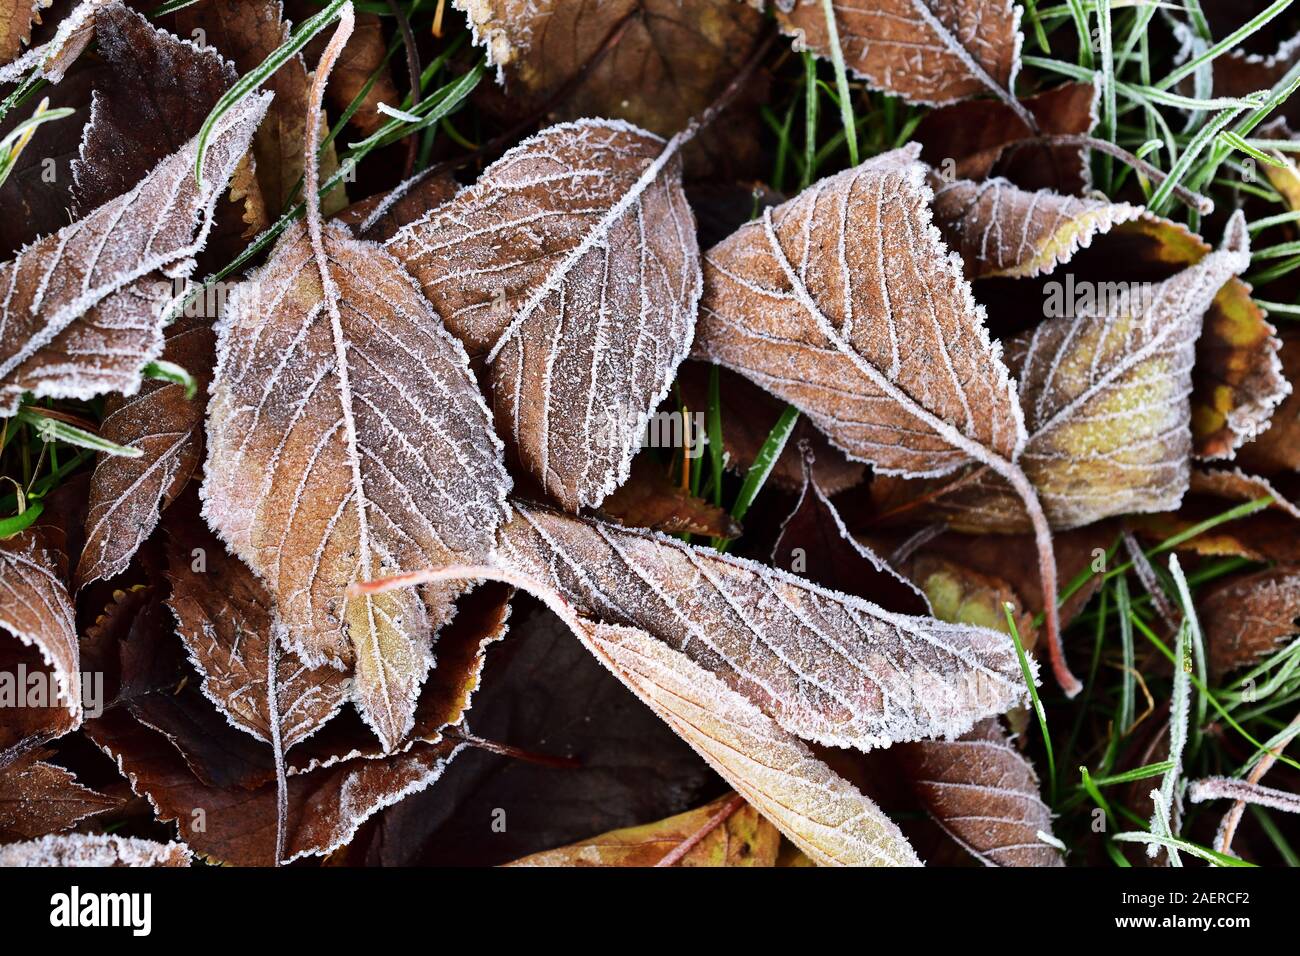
<box><xmin>387</xmin><ymin>118</ymin><xmax>700</xmax><ymax>511</ymax></box>
<box><xmin>907</xmin><ymin>554</ymin><xmax>1034</xmax><ymax>648</ymax></box>
<box><xmin>0</xmin><ymin>0</ymin><xmax>51</xmax><ymax>66</ymax></box>
<box><xmin>164</xmin><ymin>499</ymin><xmax>350</xmax><ymax>750</ymax></box>
<box><xmin>930</xmin><ymin>177</ymin><xmax>1142</xmax><ymax>279</ymax></box>
<box><xmin>915</xmin><ymin>81</ymin><xmax>1098</xmax><ymax>194</ymax></box>
<box><xmin>85</xmin><ymin>706</ymin><xmax>460</xmax><ymax>866</ymax></box>
<box><xmin>771</xmin><ymin>444</ymin><xmax>930</xmax><ymax>616</ymax></box>
<box><xmin>1237</xmin><ymin>334</ymin><xmax>1300</xmax><ymax>474</ymax></box>
<box><xmin>506</xmin><ymin>793</ymin><xmax>780</xmax><ymax>867</ymax></box>
<box><xmin>1199</xmin><ymin>567</ymin><xmax>1300</xmax><ymax>679</ymax></box>
<box><xmin>597</xmin><ymin>455</ymin><xmax>740</xmax><ymax>539</ymax></box>
<box><xmin>0</xmin><ymin>0</ymin><xmax>101</xmax><ymax>85</ymax></box>
<box><xmin>774</xmin><ymin>0</ymin><xmax>1023</xmax><ymax>111</ymax></box>
<box><xmin>0</xmin><ymin>91</ymin><xmax>267</xmax><ymax>417</ymax></box>
<box><xmin>571</xmin><ymin>619</ymin><xmax>921</xmax><ymax>866</ymax></box>
<box><xmin>76</xmin><ymin>319</ymin><xmax>213</xmax><ymax>588</ymax></box>
<box><xmin>928</xmin><ymin>214</ymin><xmax>1253</xmax><ymax>532</ymax></box>
<box><xmin>691</xmin><ymin>144</ymin><xmax>1077</xmax><ymax>691</ymax></box>
<box><xmin>0</xmin><ymin>750</ymin><xmax>118</xmax><ymax>840</ymax></box>
<box><xmin>456</xmin><ymin>0</ymin><xmax>768</xmax><ymax>177</ymax></box>
<box><xmin>896</xmin><ymin>718</ymin><xmax>1063</xmax><ymax>866</ymax></box>
<box><xmin>70</xmin><ymin>3</ymin><xmax>235</xmax><ymax>213</ymax></box>
<box><xmin>0</xmin><ymin>523</ymin><xmax>81</xmax><ymax>743</ymax></box>
<box><xmin>0</xmin><ymin>832</ymin><xmax>191</xmax><ymax>866</ymax></box>
<box><xmin>492</xmin><ymin>504</ymin><xmax>1030</xmax><ymax>751</ymax></box>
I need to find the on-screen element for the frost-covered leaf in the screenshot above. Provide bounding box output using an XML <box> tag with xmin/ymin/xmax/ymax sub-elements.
<box><xmin>0</xmin><ymin>0</ymin><xmax>51</xmax><ymax>65</ymax></box>
<box><xmin>456</xmin><ymin>0</ymin><xmax>766</xmax><ymax>176</ymax></box>
<box><xmin>335</xmin><ymin>171</ymin><xmax>458</xmax><ymax>241</ymax></box>
<box><xmin>896</xmin><ymin>718</ymin><xmax>1062</xmax><ymax>866</ymax></box>
<box><xmin>1199</xmin><ymin>566</ymin><xmax>1300</xmax><ymax>679</ymax></box>
<box><xmin>164</xmin><ymin>503</ymin><xmax>350</xmax><ymax>750</ymax></box>
<box><xmin>0</xmin><ymin>523</ymin><xmax>80</xmax><ymax>735</ymax></box>
<box><xmin>931</xmin><ymin>213</ymin><xmax>1253</xmax><ymax>531</ymax></box>
<box><xmin>773</xmin><ymin>0</ymin><xmax>1022</xmax><ymax>108</ymax></box>
<box><xmin>0</xmin><ymin>0</ymin><xmax>102</xmax><ymax>85</ymax></box>
<box><xmin>75</xmin><ymin>320</ymin><xmax>213</xmax><ymax>588</ymax></box>
<box><xmin>1236</xmin><ymin>333</ymin><xmax>1300</xmax><ymax>473</ymax></box>
<box><xmin>907</xmin><ymin>554</ymin><xmax>1035</xmax><ymax>645</ymax></box>
<box><xmin>506</xmin><ymin>794</ymin><xmax>780</xmax><ymax>867</ymax></box>
<box><xmin>85</xmin><ymin>706</ymin><xmax>460</xmax><ymax>866</ymax></box>
<box><xmin>598</xmin><ymin>455</ymin><xmax>740</xmax><ymax>539</ymax></box>
<box><xmin>494</xmin><ymin>504</ymin><xmax>1031</xmax><ymax>750</ymax></box>
<box><xmin>0</xmin><ymin>91</ymin><xmax>268</xmax><ymax>417</ymax></box>
<box><xmin>0</xmin><ymin>832</ymin><xmax>191</xmax><ymax>866</ymax></box>
<box><xmin>696</xmin><ymin>146</ymin><xmax>1026</xmax><ymax>483</ymax></box>
<box><xmin>0</xmin><ymin>751</ymin><xmax>118</xmax><ymax>840</ymax></box>
<box><xmin>771</xmin><ymin>444</ymin><xmax>930</xmax><ymax>615</ymax></box>
<box><xmin>387</xmin><ymin>119</ymin><xmax>700</xmax><ymax>511</ymax></box>
<box><xmin>70</xmin><ymin>2</ymin><xmax>236</xmax><ymax>214</ymax></box>
<box><xmin>573</xmin><ymin>619</ymin><xmax>921</xmax><ymax>866</ymax></box>
<box><xmin>930</xmin><ymin>177</ymin><xmax>1141</xmax><ymax>279</ymax></box>
<box><xmin>203</xmin><ymin>220</ymin><xmax>511</xmax><ymax>750</ymax></box>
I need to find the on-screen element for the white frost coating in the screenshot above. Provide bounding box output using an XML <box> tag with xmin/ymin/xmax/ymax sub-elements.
<box><xmin>386</xmin><ymin>117</ymin><xmax>701</xmax><ymax>511</ymax></box>
<box><xmin>0</xmin><ymin>833</ymin><xmax>191</xmax><ymax>867</ymax></box>
<box><xmin>579</xmin><ymin>620</ymin><xmax>922</xmax><ymax>866</ymax></box>
<box><xmin>1148</xmin><ymin>554</ymin><xmax>1196</xmax><ymax>861</ymax></box>
<box><xmin>0</xmin><ymin>528</ymin><xmax>81</xmax><ymax>722</ymax></box>
<box><xmin>495</xmin><ymin>505</ymin><xmax>1033</xmax><ymax>752</ymax></box>
<box><xmin>0</xmin><ymin>92</ymin><xmax>271</xmax><ymax>416</ymax></box>
<box><xmin>0</xmin><ymin>0</ymin><xmax>105</xmax><ymax>84</ymax></box>
<box><xmin>202</xmin><ymin>219</ymin><xmax>511</xmax><ymax>752</ymax></box>
<box><xmin>930</xmin><ymin>177</ymin><xmax>1144</xmax><ymax>278</ymax></box>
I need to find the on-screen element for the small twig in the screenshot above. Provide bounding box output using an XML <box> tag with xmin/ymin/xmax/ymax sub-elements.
<box><xmin>266</xmin><ymin>626</ymin><xmax>288</xmax><ymax>867</ymax></box>
<box><xmin>1214</xmin><ymin>708</ymin><xmax>1300</xmax><ymax>855</ymax></box>
<box><xmin>1122</xmin><ymin>531</ymin><xmax>1181</xmax><ymax>630</ymax></box>
<box><xmin>385</xmin><ymin>0</ymin><xmax>422</xmax><ymax>177</ymax></box>
<box><xmin>1003</xmin><ymin>134</ymin><xmax>1214</xmax><ymax>213</ymax></box>
<box><xmin>655</xmin><ymin>793</ymin><xmax>746</xmax><ymax>867</ymax></box>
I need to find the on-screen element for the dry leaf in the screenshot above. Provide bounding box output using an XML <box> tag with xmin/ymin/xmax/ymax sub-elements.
<box><xmin>456</xmin><ymin>0</ymin><xmax>767</xmax><ymax>177</ymax></box>
<box><xmin>387</xmin><ymin>119</ymin><xmax>700</xmax><ymax>510</ymax></box>
<box><xmin>930</xmin><ymin>213</ymin><xmax>1253</xmax><ymax>532</ymax></box>
<box><xmin>507</xmin><ymin>794</ymin><xmax>780</xmax><ymax>867</ymax></box>
<box><xmin>930</xmin><ymin>177</ymin><xmax>1141</xmax><ymax>279</ymax></box>
<box><xmin>574</xmin><ymin>619</ymin><xmax>921</xmax><ymax>866</ymax></box>
<box><xmin>1237</xmin><ymin>334</ymin><xmax>1300</xmax><ymax>473</ymax></box>
<box><xmin>1199</xmin><ymin>567</ymin><xmax>1300</xmax><ymax>678</ymax></box>
<box><xmin>335</xmin><ymin>171</ymin><xmax>459</xmax><ymax>241</ymax></box>
<box><xmin>0</xmin><ymin>523</ymin><xmax>80</xmax><ymax>737</ymax></box>
<box><xmin>0</xmin><ymin>751</ymin><xmax>118</xmax><ymax>840</ymax></box>
<box><xmin>0</xmin><ymin>91</ymin><xmax>268</xmax><ymax>416</ymax></box>
<box><xmin>203</xmin><ymin>218</ymin><xmax>512</xmax><ymax>751</ymax></box>
<box><xmin>774</xmin><ymin>0</ymin><xmax>1022</xmax><ymax>108</ymax></box>
<box><xmin>598</xmin><ymin>455</ymin><xmax>740</xmax><ymax>538</ymax></box>
<box><xmin>695</xmin><ymin>145</ymin><xmax>1025</xmax><ymax>481</ymax></box>
<box><xmin>85</xmin><ymin>706</ymin><xmax>460</xmax><ymax>866</ymax></box>
<box><xmin>0</xmin><ymin>0</ymin><xmax>101</xmax><ymax>85</ymax></box>
<box><xmin>0</xmin><ymin>832</ymin><xmax>191</xmax><ymax>866</ymax></box>
<box><xmin>896</xmin><ymin>718</ymin><xmax>1063</xmax><ymax>866</ymax></box>
<box><xmin>75</xmin><ymin>320</ymin><xmax>213</xmax><ymax>588</ymax></box>
<box><xmin>0</xmin><ymin>0</ymin><xmax>51</xmax><ymax>65</ymax></box>
<box><xmin>164</xmin><ymin>503</ymin><xmax>350</xmax><ymax>749</ymax></box>
<box><xmin>70</xmin><ymin>3</ymin><xmax>236</xmax><ymax>214</ymax></box>
<box><xmin>494</xmin><ymin>504</ymin><xmax>1031</xmax><ymax>750</ymax></box>
<box><xmin>915</xmin><ymin>81</ymin><xmax>1098</xmax><ymax>193</ymax></box>
<box><xmin>908</xmin><ymin>554</ymin><xmax>1034</xmax><ymax>647</ymax></box>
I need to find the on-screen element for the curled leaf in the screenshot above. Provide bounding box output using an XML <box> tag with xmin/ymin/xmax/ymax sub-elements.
<box><xmin>0</xmin><ymin>832</ymin><xmax>190</xmax><ymax>866</ymax></box>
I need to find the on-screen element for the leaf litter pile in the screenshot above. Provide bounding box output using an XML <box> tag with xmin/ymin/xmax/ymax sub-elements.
<box><xmin>3</xmin><ymin>0</ymin><xmax>1300</xmax><ymax>870</ymax></box>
